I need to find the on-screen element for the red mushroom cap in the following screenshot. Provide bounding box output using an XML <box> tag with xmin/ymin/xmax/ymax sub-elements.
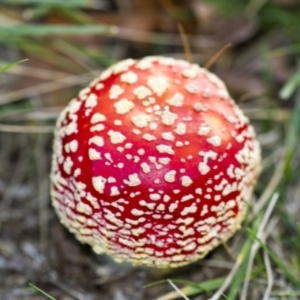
<box><xmin>51</xmin><ymin>56</ymin><xmax>261</xmax><ymax>268</ymax></box>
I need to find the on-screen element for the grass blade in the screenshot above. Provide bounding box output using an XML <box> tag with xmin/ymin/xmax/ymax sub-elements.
<box><xmin>29</xmin><ymin>283</ymin><xmax>57</xmax><ymax>300</ymax></box>
<box><xmin>279</xmin><ymin>72</ymin><xmax>300</xmax><ymax>100</ymax></box>
<box><xmin>0</xmin><ymin>59</ymin><xmax>28</xmax><ymax>74</ymax></box>
<box><xmin>225</xmin><ymin>215</ymin><xmax>262</xmax><ymax>299</ymax></box>
<box><xmin>281</xmin><ymin>66</ymin><xmax>300</xmax><ymax>183</ymax></box>
<box><xmin>150</xmin><ymin>277</ymin><xmax>226</xmax><ymax>300</ymax></box>
<box><xmin>0</xmin><ymin>25</ymin><xmax>117</xmax><ymax>37</ymax></box>
<box><xmin>247</xmin><ymin>229</ymin><xmax>300</xmax><ymax>288</ymax></box>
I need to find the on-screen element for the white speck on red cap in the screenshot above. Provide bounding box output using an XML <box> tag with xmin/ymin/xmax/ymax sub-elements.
<box><xmin>131</xmin><ymin>114</ymin><xmax>151</xmax><ymax>128</ymax></box>
<box><xmin>92</xmin><ymin>176</ymin><xmax>106</xmax><ymax>193</ymax></box>
<box><xmin>120</xmin><ymin>71</ymin><xmax>138</xmax><ymax>84</ymax></box>
<box><xmin>156</xmin><ymin>144</ymin><xmax>174</xmax><ymax>155</ymax></box>
<box><xmin>124</xmin><ymin>173</ymin><xmax>141</xmax><ymax>186</ymax></box>
<box><xmin>164</xmin><ymin>170</ymin><xmax>176</xmax><ymax>183</ymax></box>
<box><xmin>161</xmin><ymin>109</ymin><xmax>177</xmax><ymax>126</ymax></box>
<box><xmin>88</xmin><ymin>149</ymin><xmax>101</xmax><ymax>160</ymax></box>
<box><xmin>166</xmin><ymin>92</ymin><xmax>184</xmax><ymax>107</ymax></box>
<box><xmin>133</xmin><ymin>86</ymin><xmax>152</xmax><ymax>100</ymax></box>
<box><xmin>108</xmin><ymin>130</ymin><xmax>126</xmax><ymax>144</ymax></box>
<box><xmin>91</xmin><ymin>113</ymin><xmax>106</xmax><ymax>124</ymax></box>
<box><xmin>89</xmin><ymin>136</ymin><xmax>104</xmax><ymax>147</ymax></box>
<box><xmin>114</xmin><ymin>98</ymin><xmax>135</xmax><ymax>114</ymax></box>
<box><xmin>109</xmin><ymin>85</ymin><xmax>124</xmax><ymax>99</ymax></box>
<box><xmin>147</xmin><ymin>76</ymin><xmax>169</xmax><ymax>96</ymax></box>
<box><xmin>162</xmin><ymin>132</ymin><xmax>175</xmax><ymax>141</ymax></box>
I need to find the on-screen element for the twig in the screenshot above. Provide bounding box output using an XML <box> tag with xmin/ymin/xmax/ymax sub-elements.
<box><xmin>49</xmin><ymin>279</ymin><xmax>92</xmax><ymax>300</ymax></box>
<box><xmin>207</xmin><ymin>253</ymin><xmax>243</xmax><ymax>300</ymax></box>
<box><xmin>4</xmin><ymin>64</ymin><xmax>74</xmax><ymax>80</ymax></box>
<box><xmin>238</xmin><ymin>90</ymin><xmax>265</xmax><ymax>103</ymax></box>
<box><xmin>0</xmin><ymin>124</ymin><xmax>54</xmax><ymax>133</ymax></box>
<box><xmin>252</xmin><ymin>150</ymin><xmax>285</xmax><ymax>217</ymax></box>
<box><xmin>0</xmin><ymin>73</ymin><xmax>91</xmax><ymax>106</ymax></box>
<box><xmin>197</xmin><ymin>259</ymin><xmax>234</xmax><ymax>270</ymax></box>
<box><xmin>240</xmin><ymin>193</ymin><xmax>279</xmax><ymax>300</ymax></box>
<box><xmin>243</xmin><ymin>108</ymin><xmax>290</xmax><ymax>121</ymax></box>
<box><xmin>177</xmin><ymin>24</ymin><xmax>192</xmax><ymax>63</ymax></box>
<box><xmin>262</xmin><ymin>250</ymin><xmax>274</xmax><ymax>300</ymax></box>
<box><xmin>271</xmin><ymin>291</ymin><xmax>300</xmax><ymax>297</ymax></box>
<box><xmin>209</xmin><ymin>193</ymin><xmax>279</xmax><ymax>300</ymax></box>
<box><xmin>204</xmin><ymin>44</ymin><xmax>232</xmax><ymax>70</ymax></box>
<box><xmin>167</xmin><ymin>279</ymin><xmax>190</xmax><ymax>300</ymax></box>
<box><xmin>35</xmin><ymin>137</ymin><xmax>50</xmax><ymax>253</ymax></box>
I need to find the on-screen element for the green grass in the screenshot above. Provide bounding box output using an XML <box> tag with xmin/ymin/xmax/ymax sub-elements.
<box><xmin>0</xmin><ymin>59</ymin><xmax>28</xmax><ymax>74</ymax></box>
<box><xmin>29</xmin><ymin>284</ymin><xmax>57</xmax><ymax>300</ymax></box>
<box><xmin>0</xmin><ymin>25</ymin><xmax>116</xmax><ymax>38</ymax></box>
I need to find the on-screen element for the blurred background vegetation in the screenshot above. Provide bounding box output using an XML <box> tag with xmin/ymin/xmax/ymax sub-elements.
<box><xmin>0</xmin><ymin>0</ymin><xmax>299</xmax><ymax>299</ymax></box>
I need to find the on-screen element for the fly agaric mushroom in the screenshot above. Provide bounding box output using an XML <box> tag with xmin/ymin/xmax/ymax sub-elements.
<box><xmin>51</xmin><ymin>56</ymin><xmax>261</xmax><ymax>268</ymax></box>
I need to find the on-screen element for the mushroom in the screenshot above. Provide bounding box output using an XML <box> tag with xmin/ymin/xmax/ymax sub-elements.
<box><xmin>50</xmin><ymin>56</ymin><xmax>261</xmax><ymax>268</ymax></box>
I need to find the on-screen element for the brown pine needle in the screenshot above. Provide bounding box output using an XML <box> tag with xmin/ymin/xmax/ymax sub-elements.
<box><xmin>221</xmin><ymin>241</ymin><xmax>235</xmax><ymax>260</ymax></box>
<box><xmin>204</xmin><ymin>44</ymin><xmax>232</xmax><ymax>70</ymax></box>
<box><xmin>177</xmin><ymin>23</ymin><xmax>192</xmax><ymax>63</ymax></box>
<box><xmin>238</xmin><ymin>90</ymin><xmax>265</xmax><ymax>103</ymax></box>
